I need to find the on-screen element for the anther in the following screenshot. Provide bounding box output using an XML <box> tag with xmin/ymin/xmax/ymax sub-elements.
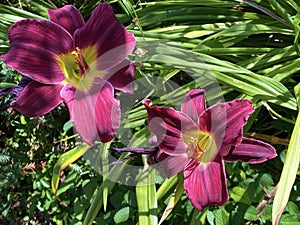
<box><xmin>72</xmin><ymin>47</ymin><xmax>89</xmax><ymax>76</ymax></box>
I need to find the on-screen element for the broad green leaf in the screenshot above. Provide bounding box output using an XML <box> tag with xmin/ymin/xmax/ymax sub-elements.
<box><xmin>279</xmin><ymin>214</ymin><xmax>300</xmax><ymax>225</ymax></box>
<box><xmin>272</xmin><ymin>83</ymin><xmax>300</xmax><ymax>225</ymax></box>
<box><xmin>51</xmin><ymin>143</ymin><xmax>90</xmax><ymax>194</ymax></box>
<box><xmin>244</xmin><ymin>205</ymin><xmax>259</xmax><ymax>221</ymax></box>
<box><xmin>229</xmin><ymin>186</ymin><xmax>252</xmax><ymax>205</ymax></box>
<box><xmin>286</xmin><ymin>201</ymin><xmax>300</xmax><ymax>215</ymax></box>
<box><xmin>207</xmin><ymin>211</ymin><xmax>215</xmax><ymax>225</ymax></box>
<box><xmin>213</xmin><ymin>208</ymin><xmax>229</xmax><ymax>225</ymax></box>
<box><xmin>62</xmin><ymin>121</ymin><xmax>73</xmax><ymax>132</ymax></box>
<box><xmin>113</xmin><ymin>206</ymin><xmax>131</xmax><ymax>224</ymax></box>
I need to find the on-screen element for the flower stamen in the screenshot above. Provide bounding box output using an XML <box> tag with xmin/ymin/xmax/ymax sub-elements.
<box><xmin>190</xmin><ymin>137</ymin><xmax>203</xmax><ymax>158</ymax></box>
<box><xmin>186</xmin><ymin>132</ymin><xmax>213</xmax><ymax>162</ymax></box>
<box><xmin>72</xmin><ymin>47</ymin><xmax>89</xmax><ymax>76</ymax></box>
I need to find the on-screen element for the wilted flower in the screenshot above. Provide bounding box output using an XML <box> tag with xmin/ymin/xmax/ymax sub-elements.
<box><xmin>0</xmin><ymin>3</ymin><xmax>136</xmax><ymax>144</ymax></box>
<box><xmin>112</xmin><ymin>89</ymin><xmax>277</xmax><ymax>211</ymax></box>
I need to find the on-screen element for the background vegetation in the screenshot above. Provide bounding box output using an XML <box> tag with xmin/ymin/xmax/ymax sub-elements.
<box><xmin>0</xmin><ymin>0</ymin><xmax>300</xmax><ymax>224</ymax></box>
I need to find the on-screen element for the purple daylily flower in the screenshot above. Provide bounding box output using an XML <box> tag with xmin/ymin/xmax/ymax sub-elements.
<box><xmin>0</xmin><ymin>3</ymin><xmax>136</xmax><ymax>145</ymax></box>
<box><xmin>113</xmin><ymin>89</ymin><xmax>277</xmax><ymax>211</ymax></box>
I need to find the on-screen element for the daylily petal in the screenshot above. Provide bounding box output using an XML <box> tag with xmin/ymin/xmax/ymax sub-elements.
<box><xmin>181</xmin><ymin>89</ymin><xmax>206</xmax><ymax>123</ymax></box>
<box><xmin>95</xmin><ymin>81</ymin><xmax>121</xmax><ymax>143</ymax></box>
<box><xmin>48</xmin><ymin>5</ymin><xmax>85</xmax><ymax>35</ymax></box>
<box><xmin>60</xmin><ymin>83</ymin><xmax>75</xmax><ymax>120</ymax></box>
<box><xmin>1</xmin><ymin>19</ymin><xmax>73</xmax><ymax>84</ymax></box>
<box><xmin>106</xmin><ymin>60</ymin><xmax>135</xmax><ymax>94</ymax></box>
<box><xmin>148</xmin><ymin>149</ymin><xmax>189</xmax><ymax>178</ymax></box>
<box><xmin>199</xmin><ymin>99</ymin><xmax>254</xmax><ymax>156</ymax></box>
<box><xmin>224</xmin><ymin>137</ymin><xmax>277</xmax><ymax>164</ymax></box>
<box><xmin>74</xmin><ymin>3</ymin><xmax>135</xmax><ymax>69</ymax></box>
<box><xmin>71</xmin><ymin>78</ymin><xmax>120</xmax><ymax>145</ymax></box>
<box><xmin>184</xmin><ymin>155</ymin><xmax>228</xmax><ymax>211</ymax></box>
<box><xmin>12</xmin><ymin>80</ymin><xmax>63</xmax><ymax>117</ymax></box>
<box><xmin>143</xmin><ymin>99</ymin><xmax>198</xmax><ymax>156</ymax></box>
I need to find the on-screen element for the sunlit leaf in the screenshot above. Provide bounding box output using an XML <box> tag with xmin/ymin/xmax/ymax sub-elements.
<box><xmin>158</xmin><ymin>174</ymin><xmax>184</xmax><ymax>225</ymax></box>
<box><xmin>272</xmin><ymin>83</ymin><xmax>300</xmax><ymax>225</ymax></box>
<box><xmin>136</xmin><ymin>166</ymin><xmax>158</xmax><ymax>225</ymax></box>
<box><xmin>51</xmin><ymin>143</ymin><xmax>90</xmax><ymax>194</ymax></box>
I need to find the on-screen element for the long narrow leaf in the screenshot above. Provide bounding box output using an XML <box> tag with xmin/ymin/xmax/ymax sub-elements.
<box><xmin>52</xmin><ymin>143</ymin><xmax>90</xmax><ymax>194</ymax></box>
<box><xmin>136</xmin><ymin>41</ymin><xmax>297</xmax><ymax>110</ymax></box>
<box><xmin>83</xmin><ymin>162</ymin><xmax>128</xmax><ymax>225</ymax></box>
<box><xmin>136</xmin><ymin>166</ymin><xmax>158</xmax><ymax>225</ymax></box>
<box><xmin>272</xmin><ymin>83</ymin><xmax>300</xmax><ymax>225</ymax></box>
<box><xmin>158</xmin><ymin>174</ymin><xmax>184</xmax><ymax>225</ymax></box>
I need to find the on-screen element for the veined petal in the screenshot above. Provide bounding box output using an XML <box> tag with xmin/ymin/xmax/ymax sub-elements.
<box><xmin>148</xmin><ymin>149</ymin><xmax>189</xmax><ymax>178</ymax></box>
<box><xmin>224</xmin><ymin>137</ymin><xmax>277</xmax><ymax>164</ymax></box>
<box><xmin>95</xmin><ymin>81</ymin><xmax>121</xmax><ymax>143</ymax></box>
<box><xmin>74</xmin><ymin>3</ymin><xmax>135</xmax><ymax>68</ymax></box>
<box><xmin>143</xmin><ymin>99</ymin><xmax>198</xmax><ymax>156</ymax></box>
<box><xmin>48</xmin><ymin>5</ymin><xmax>85</xmax><ymax>35</ymax></box>
<box><xmin>71</xmin><ymin>78</ymin><xmax>120</xmax><ymax>145</ymax></box>
<box><xmin>106</xmin><ymin>60</ymin><xmax>135</xmax><ymax>94</ymax></box>
<box><xmin>60</xmin><ymin>83</ymin><xmax>75</xmax><ymax>120</ymax></box>
<box><xmin>199</xmin><ymin>99</ymin><xmax>254</xmax><ymax>156</ymax></box>
<box><xmin>12</xmin><ymin>80</ymin><xmax>63</xmax><ymax>117</ymax></box>
<box><xmin>1</xmin><ymin>19</ymin><xmax>73</xmax><ymax>84</ymax></box>
<box><xmin>184</xmin><ymin>155</ymin><xmax>228</xmax><ymax>211</ymax></box>
<box><xmin>181</xmin><ymin>89</ymin><xmax>206</xmax><ymax>123</ymax></box>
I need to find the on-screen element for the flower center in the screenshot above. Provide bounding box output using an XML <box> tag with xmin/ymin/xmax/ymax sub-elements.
<box><xmin>72</xmin><ymin>47</ymin><xmax>90</xmax><ymax>77</ymax></box>
<box><xmin>56</xmin><ymin>46</ymin><xmax>98</xmax><ymax>91</ymax></box>
<box><xmin>185</xmin><ymin>130</ymin><xmax>218</xmax><ymax>164</ymax></box>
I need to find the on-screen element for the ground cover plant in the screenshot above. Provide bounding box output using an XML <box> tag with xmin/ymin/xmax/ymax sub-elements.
<box><xmin>0</xmin><ymin>0</ymin><xmax>300</xmax><ymax>224</ymax></box>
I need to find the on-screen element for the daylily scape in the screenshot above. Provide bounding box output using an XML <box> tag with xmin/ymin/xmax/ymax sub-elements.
<box><xmin>112</xmin><ymin>89</ymin><xmax>277</xmax><ymax>211</ymax></box>
<box><xmin>0</xmin><ymin>3</ymin><xmax>136</xmax><ymax>145</ymax></box>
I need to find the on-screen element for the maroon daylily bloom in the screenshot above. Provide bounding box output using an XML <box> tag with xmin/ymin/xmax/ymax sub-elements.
<box><xmin>1</xmin><ymin>3</ymin><xmax>136</xmax><ymax>145</ymax></box>
<box><xmin>112</xmin><ymin>89</ymin><xmax>276</xmax><ymax>211</ymax></box>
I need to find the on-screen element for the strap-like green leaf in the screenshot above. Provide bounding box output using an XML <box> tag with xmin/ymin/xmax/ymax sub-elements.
<box><xmin>158</xmin><ymin>174</ymin><xmax>184</xmax><ymax>225</ymax></box>
<box><xmin>136</xmin><ymin>166</ymin><xmax>158</xmax><ymax>225</ymax></box>
<box><xmin>51</xmin><ymin>143</ymin><xmax>90</xmax><ymax>194</ymax></box>
<box><xmin>272</xmin><ymin>83</ymin><xmax>300</xmax><ymax>225</ymax></box>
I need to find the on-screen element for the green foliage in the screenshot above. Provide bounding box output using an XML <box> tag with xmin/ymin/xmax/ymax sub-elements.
<box><xmin>1</xmin><ymin>0</ymin><xmax>300</xmax><ymax>225</ymax></box>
